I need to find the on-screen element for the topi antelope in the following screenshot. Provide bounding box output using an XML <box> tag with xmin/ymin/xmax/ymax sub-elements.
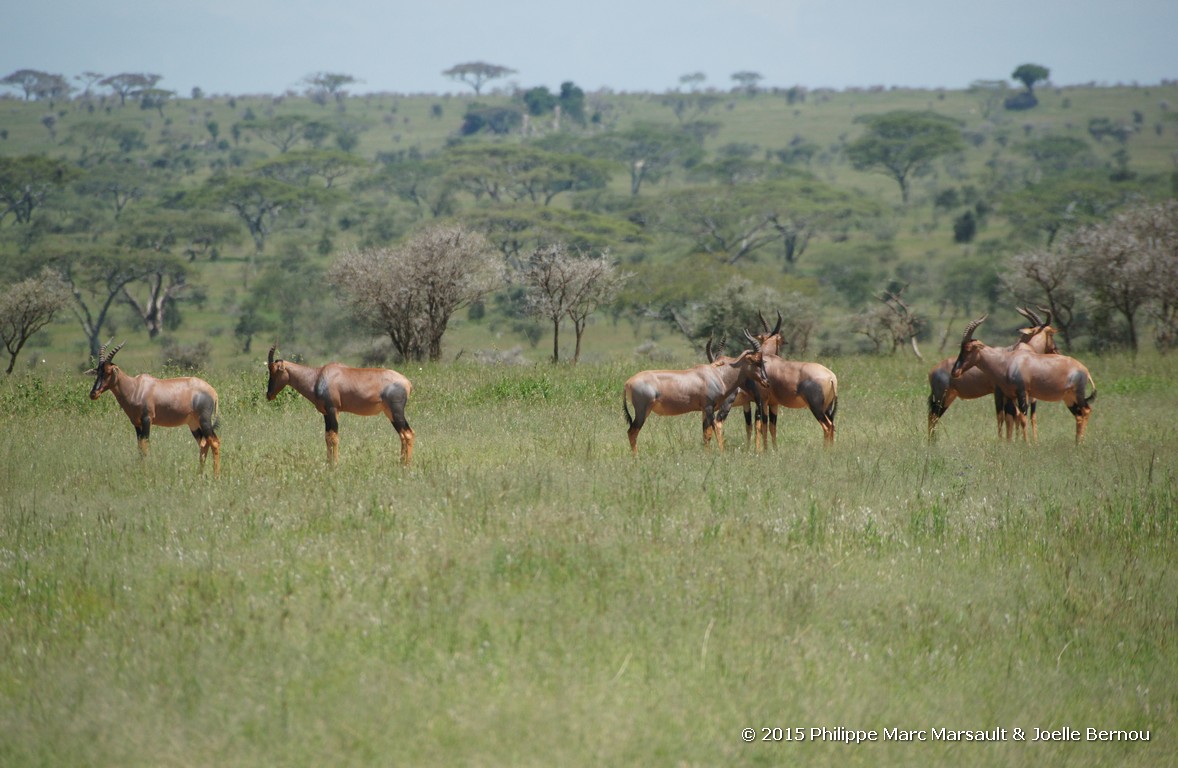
<box><xmin>266</xmin><ymin>345</ymin><xmax>415</xmax><ymax>465</ymax></box>
<box><xmin>752</xmin><ymin>353</ymin><xmax>839</xmax><ymax>447</ymax></box>
<box><xmin>927</xmin><ymin>307</ymin><xmax>1058</xmax><ymax>440</ymax></box>
<box><xmin>623</xmin><ymin>347</ymin><xmax>768</xmax><ymax>455</ymax></box>
<box><xmin>712</xmin><ymin>312</ymin><xmax>786</xmax><ymax>446</ymax></box>
<box><xmin>713</xmin><ymin>312</ymin><xmax>838</xmax><ymax>449</ymax></box>
<box><xmin>951</xmin><ymin>315</ymin><xmax>1096</xmax><ymax>443</ymax></box>
<box><xmin>86</xmin><ymin>340</ymin><xmax>221</xmax><ymax>476</ymax></box>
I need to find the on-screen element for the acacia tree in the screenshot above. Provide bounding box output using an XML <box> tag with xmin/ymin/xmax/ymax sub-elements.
<box><xmin>442</xmin><ymin>62</ymin><xmax>516</xmax><ymax>95</ymax></box>
<box><xmin>1</xmin><ymin>69</ymin><xmax>49</xmax><ymax>100</ymax></box>
<box><xmin>845</xmin><ymin>111</ymin><xmax>965</xmax><ymax>204</ymax></box>
<box><xmin>99</xmin><ymin>72</ymin><xmax>161</xmax><ymax>106</ymax></box>
<box><xmin>194</xmin><ymin>170</ymin><xmax>329</xmax><ymax>257</ymax></box>
<box><xmin>240</xmin><ymin>114</ymin><xmax>331</xmax><ymax>154</ymax></box>
<box><xmin>1006</xmin><ymin>247</ymin><xmax>1082</xmax><ymax>348</ymax></box>
<box><xmin>303</xmin><ymin>72</ymin><xmax>358</xmax><ymax>104</ymax></box>
<box><xmin>592</xmin><ymin>123</ymin><xmax>704</xmax><ymax>196</ymax></box>
<box><xmin>0</xmin><ymin>156</ymin><xmax>78</xmax><ymax>225</ymax></box>
<box><xmin>0</xmin><ymin>269</ymin><xmax>71</xmax><ymax>373</ymax></box>
<box><xmin>1130</xmin><ymin>200</ymin><xmax>1178</xmax><ymax>349</ymax></box>
<box><xmin>331</xmin><ymin>224</ymin><xmax>503</xmax><ymax>361</ymax></box>
<box><xmin>1066</xmin><ymin>201</ymin><xmax>1178</xmax><ymax>351</ymax></box>
<box><xmin>1</xmin><ymin>69</ymin><xmax>69</xmax><ymax>101</ymax></box>
<box><xmin>521</xmin><ymin>243</ymin><xmax>629</xmax><ymax>363</ymax></box>
<box><xmin>1066</xmin><ymin>208</ymin><xmax>1156</xmax><ymax>350</ymax></box>
<box><xmin>1012</xmin><ymin>63</ymin><xmax>1050</xmax><ymax>95</ymax></box>
<box><xmin>49</xmin><ymin>244</ymin><xmax>175</xmax><ymax>359</ymax></box>
<box><xmin>730</xmin><ymin>71</ymin><xmax>763</xmax><ymax>94</ymax></box>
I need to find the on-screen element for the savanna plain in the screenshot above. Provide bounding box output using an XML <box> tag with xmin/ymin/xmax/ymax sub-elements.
<box><xmin>1</xmin><ymin>351</ymin><xmax>1175</xmax><ymax>767</ymax></box>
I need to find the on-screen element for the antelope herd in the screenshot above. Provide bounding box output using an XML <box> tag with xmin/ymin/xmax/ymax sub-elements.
<box><xmin>84</xmin><ymin>306</ymin><xmax>1097</xmax><ymax>472</ymax></box>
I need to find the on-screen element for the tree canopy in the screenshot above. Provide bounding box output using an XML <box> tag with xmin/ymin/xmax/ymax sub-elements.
<box><xmin>845</xmin><ymin>111</ymin><xmax>965</xmax><ymax>203</ymax></box>
<box><xmin>442</xmin><ymin>62</ymin><xmax>516</xmax><ymax>95</ymax></box>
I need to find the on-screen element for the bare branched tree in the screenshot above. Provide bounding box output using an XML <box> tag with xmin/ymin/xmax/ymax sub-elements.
<box><xmin>0</xmin><ymin>269</ymin><xmax>71</xmax><ymax>373</ymax></box>
<box><xmin>331</xmin><ymin>224</ymin><xmax>503</xmax><ymax>361</ymax></box>
<box><xmin>1006</xmin><ymin>247</ymin><xmax>1082</xmax><ymax>348</ymax></box>
<box><xmin>1066</xmin><ymin>205</ymin><xmax>1161</xmax><ymax>351</ymax></box>
<box><xmin>522</xmin><ymin>244</ymin><xmax>629</xmax><ymax>363</ymax></box>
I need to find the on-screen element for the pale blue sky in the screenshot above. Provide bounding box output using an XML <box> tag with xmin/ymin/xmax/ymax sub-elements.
<box><xmin>5</xmin><ymin>0</ymin><xmax>1176</xmax><ymax>97</ymax></box>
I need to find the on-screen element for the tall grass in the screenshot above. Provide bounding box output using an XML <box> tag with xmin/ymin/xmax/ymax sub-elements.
<box><xmin>1</xmin><ymin>354</ymin><xmax>1175</xmax><ymax>766</ymax></box>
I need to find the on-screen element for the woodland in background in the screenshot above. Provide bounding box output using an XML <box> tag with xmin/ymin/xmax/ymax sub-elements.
<box><xmin>1</xmin><ymin>68</ymin><xmax>1177</xmax><ymax>373</ymax></box>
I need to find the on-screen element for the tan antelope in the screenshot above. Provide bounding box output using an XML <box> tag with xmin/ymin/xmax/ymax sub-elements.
<box><xmin>623</xmin><ymin>347</ymin><xmax>768</xmax><ymax>455</ymax></box>
<box><xmin>712</xmin><ymin>312</ymin><xmax>786</xmax><ymax>445</ymax></box>
<box><xmin>927</xmin><ymin>307</ymin><xmax>1058</xmax><ymax>440</ymax></box>
<box><xmin>951</xmin><ymin>316</ymin><xmax>1096</xmax><ymax>443</ymax></box>
<box><xmin>714</xmin><ymin>312</ymin><xmax>838</xmax><ymax>449</ymax></box>
<box><xmin>266</xmin><ymin>345</ymin><xmax>415</xmax><ymax>465</ymax></box>
<box><xmin>86</xmin><ymin>340</ymin><xmax>221</xmax><ymax>476</ymax></box>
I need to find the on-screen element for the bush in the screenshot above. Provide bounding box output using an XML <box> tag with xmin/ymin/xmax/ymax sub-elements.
<box><xmin>1003</xmin><ymin>92</ymin><xmax>1038</xmax><ymax>111</ymax></box>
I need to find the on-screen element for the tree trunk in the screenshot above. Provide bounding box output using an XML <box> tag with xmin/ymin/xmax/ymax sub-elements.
<box><xmin>551</xmin><ymin>318</ymin><xmax>561</xmax><ymax>363</ymax></box>
<box><xmin>572</xmin><ymin>320</ymin><xmax>585</xmax><ymax>364</ymax></box>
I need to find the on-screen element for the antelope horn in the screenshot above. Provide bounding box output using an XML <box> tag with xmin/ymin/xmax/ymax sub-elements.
<box><xmin>772</xmin><ymin>310</ymin><xmax>783</xmax><ymax>336</ymax></box>
<box><xmin>106</xmin><ymin>340</ymin><xmax>125</xmax><ymax>362</ymax></box>
<box><xmin>758</xmin><ymin>311</ymin><xmax>770</xmax><ymax>333</ymax></box>
<box><xmin>268</xmin><ymin>343</ymin><xmax>278</xmax><ymax>365</ymax></box>
<box><xmin>705</xmin><ymin>336</ymin><xmax>716</xmax><ymax>363</ymax></box>
<box><xmin>743</xmin><ymin>328</ymin><xmax>758</xmax><ymax>347</ymax></box>
<box><xmin>98</xmin><ymin>337</ymin><xmax>113</xmax><ymax>362</ymax></box>
<box><xmin>1036</xmin><ymin>305</ymin><xmax>1053</xmax><ymax>327</ymax></box>
<box><xmin>961</xmin><ymin>315</ymin><xmax>988</xmax><ymax>345</ymax></box>
<box><xmin>1016</xmin><ymin>306</ymin><xmax>1041</xmax><ymax>326</ymax></box>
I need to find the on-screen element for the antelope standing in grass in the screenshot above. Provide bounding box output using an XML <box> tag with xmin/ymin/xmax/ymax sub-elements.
<box><xmin>927</xmin><ymin>307</ymin><xmax>1058</xmax><ymax>440</ymax></box>
<box><xmin>713</xmin><ymin>312</ymin><xmax>838</xmax><ymax>449</ymax></box>
<box><xmin>266</xmin><ymin>345</ymin><xmax>415</xmax><ymax>466</ymax></box>
<box><xmin>711</xmin><ymin>312</ymin><xmax>786</xmax><ymax>445</ymax></box>
<box><xmin>951</xmin><ymin>316</ymin><xmax>1096</xmax><ymax>443</ymax></box>
<box><xmin>623</xmin><ymin>347</ymin><xmax>767</xmax><ymax>455</ymax></box>
<box><xmin>87</xmin><ymin>340</ymin><xmax>221</xmax><ymax>476</ymax></box>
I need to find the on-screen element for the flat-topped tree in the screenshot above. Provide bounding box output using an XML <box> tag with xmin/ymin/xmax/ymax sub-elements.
<box><xmin>1012</xmin><ymin>63</ymin><xmax>1050</xmax><ymax>96</ymax></box>
<box><xmin>442</xmin><ymin>61</ymin><xmax>516</xmax><ymax>95</ymax></box>
<box><xmin>302</xmin><ymin>72</ymin><xmax>358</xmax><ymax>105</ymax></box>
<box><xmin>99</xmin><ymin>72</ymin><xmax>161</xmax><ymax>106</ymax></box>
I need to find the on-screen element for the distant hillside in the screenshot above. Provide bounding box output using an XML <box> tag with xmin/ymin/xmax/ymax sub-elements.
<box><xmin>1</xmin><ymin>80</ymin><xmax>1175</xmax><ymax>371</ymax></box>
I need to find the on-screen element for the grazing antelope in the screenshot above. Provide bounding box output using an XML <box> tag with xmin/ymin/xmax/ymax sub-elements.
<box><xmin>951</xmin><ymin>316</ymin><xmax>1097</xmax><ymax>443</ymax></box>
<box><xmin>927</xmin><ymin>307</ymin><xmax>1058</xmax><ymax>440</ymax></box>
<box><xmin>623</xmin><ymin>347</ymin><xmax>768</xmax><ymax>455</ymax></box>
<box><xmin>266</xmin><ymin>345</ymin><xmax>415</xmax><ymax>465</ymax></box>
<box><xmin>86</xmin><ymin>340</ymin><xmax>221</xmax><ymax>476</ymax></box>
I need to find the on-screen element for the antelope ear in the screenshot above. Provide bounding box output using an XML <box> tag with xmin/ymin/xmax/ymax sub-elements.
<box><xmin>83</xmin><ymin>367</ymin><xmax>97</xmax><ymax>375</ymax></box>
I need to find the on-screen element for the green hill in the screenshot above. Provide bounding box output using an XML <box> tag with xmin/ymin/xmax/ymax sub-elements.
<box><xmin>1</xmin><ymin>79</ymin><xmax>1176</xmax><ymax>372</ymax></box>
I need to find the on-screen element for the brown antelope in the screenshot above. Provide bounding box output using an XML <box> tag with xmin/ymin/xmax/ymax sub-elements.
<box><xmin>712</xmin><ymin>312</ymin><xmax>786</xmax><ymax>445</ymax></box>
<box><xmin>753</xmin><ymin>353</ymin><xmax>839</xmax><ymax>447</ymax></box>
<box><xmin>86</xmin><ymin>340</ymin><xmax>221</xmax><ymax>476</ymax></box>
<box><xmin>266</xmin><ymin>345</ymin><xmax>415</xmax><ymax>466</ymax></box>
<box><xmin>714</xmin><ymin>312</ymin><xmax>838</xmax><ymax>449</ymax></box>
<box><xmin>927</xmin><ymin>307</ymin><xmax>1058</xmax><ymax>440</ymax></box>
<box><xmin>951</xmin><ymin>316</ymin><xmax>1097</xmax><ymax>443</ymax></box>
<box><xmin>623</xmin><ymin>347</ymin><xmax>768</xmax><ymax>455</ymax></box>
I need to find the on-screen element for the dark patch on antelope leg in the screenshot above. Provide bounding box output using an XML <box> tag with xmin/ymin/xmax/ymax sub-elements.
<box><xmin>135</xmin><ymin>417</ymin><xmax>151</xmax><ymax>457</ymax></box>
<box><xmin>324</xmin><ymin>408</ymin><xmax>340</xmax><ymax>464</ymax></box>
<box><xmin>381</xmin><ymin>383</ymin><xmax>414</xmax><ymax>464</ymax></box>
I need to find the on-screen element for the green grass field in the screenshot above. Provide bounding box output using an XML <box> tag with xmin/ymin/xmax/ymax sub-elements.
<box><xmin>1</xmin><ymin>352</ymin><xmax>1175</xmax><ymax>766</ymax></box>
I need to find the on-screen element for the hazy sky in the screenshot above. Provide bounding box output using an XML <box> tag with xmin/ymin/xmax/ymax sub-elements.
<box><xmin>5</xmin><ymin>0</ymin><xmax>1177</xmax><ymax>97</ymax></box>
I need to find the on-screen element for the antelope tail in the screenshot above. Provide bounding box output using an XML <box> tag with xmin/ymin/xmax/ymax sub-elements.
<box><xmin>1086</xmin><ymin>374</ymin><xmax>1097</xmax><ymax>403</ymax></box>
<box><xmin>623</xmin><ymin>390</ymin><xmax>634</xmax><ymax>429</ymax></box>
<box><xmin>827</xmin><ymin>394</ymin><xmax>839</xmax><ymax>424</ymax></box>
